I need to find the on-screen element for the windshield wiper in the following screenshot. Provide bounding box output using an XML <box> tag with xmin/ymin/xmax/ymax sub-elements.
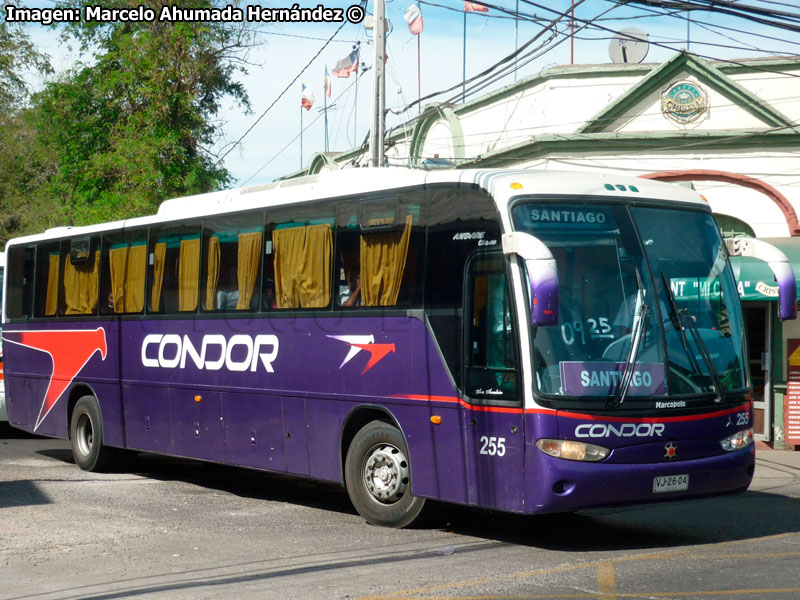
<box><xmin>661</xmin><ymin>273</ymin><xmax>725</xmax><ymax>402</ymax></box>
<box><xmin>609</xmin><ymin>273</ymin><xmax>648</xmax><ymax>409</ymax></box>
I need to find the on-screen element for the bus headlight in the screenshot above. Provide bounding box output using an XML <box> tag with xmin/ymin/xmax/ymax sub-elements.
<box><xmin>536</xmin><ymin>439</ymin><xmax>610</xmax><ymax>462</ymax></box>
<box><xmin>720</xmin><ymin>428</ymin><xmax>754</xmax><ymax>451</ymax></box>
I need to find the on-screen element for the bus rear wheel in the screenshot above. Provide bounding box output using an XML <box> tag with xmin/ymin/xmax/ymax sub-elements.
<box><xmin>344</xmin><ymin>420</ymin><xmax>425</xmax><ymax>528</ymax></box>
<box><xmin>70</xmin><ymin>395</ymin><xmax>117</xmax><ymax>472</ymax></box>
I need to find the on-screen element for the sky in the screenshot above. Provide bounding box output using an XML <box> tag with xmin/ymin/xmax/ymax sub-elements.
<box><xmin>12</xmin><ymin>0</ymin><xmax>800</xmax><ymax>188</ymax></box>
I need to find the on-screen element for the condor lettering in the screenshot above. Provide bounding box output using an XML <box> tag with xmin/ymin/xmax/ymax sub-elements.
<box><xmin>141</xmin><ymin>334</ymin><xmax>279</xmax><ymax>372</ymax></box>
<box><xmin>574</xmin><ymin>423</ymin><xmax>666</xmax><ymax>438</ymax></box>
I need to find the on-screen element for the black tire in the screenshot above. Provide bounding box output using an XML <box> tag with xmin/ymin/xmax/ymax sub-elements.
<box><xmin>70</xmin><ymin>395</ymin><xmax>117</xmax><ymax>472</ymax></box>
<box><xmin>344</xmin><ymin>420</ymin><xmax>425</xmax><ymax>528</ymax></box>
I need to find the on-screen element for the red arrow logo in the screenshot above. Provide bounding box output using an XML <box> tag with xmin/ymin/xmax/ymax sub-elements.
<box><xmin>3</xmin><ymin>328</ymin><xmax>107</xmax><ymax>430</ymax></box>
<box><xmin>351</xmin><ymin>343</ymin><xmax>396</xmax><ymax>375</ymax></box>
<box><xmin>326</xmin><ymin>335</ymin><xmax>396</xmax><ymax>375</ymax></box>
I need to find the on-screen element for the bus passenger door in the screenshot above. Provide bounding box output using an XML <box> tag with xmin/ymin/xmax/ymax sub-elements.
<box><xmin>462</xmin><ymin>253</ymin><xmax>525</xmax><ymax>512</ymax></box>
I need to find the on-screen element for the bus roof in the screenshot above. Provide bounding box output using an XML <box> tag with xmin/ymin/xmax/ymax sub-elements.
<box><xmin>6</xmin><ymin>168</ymin><xmax>707</xmax><ymax>246</ymax></box>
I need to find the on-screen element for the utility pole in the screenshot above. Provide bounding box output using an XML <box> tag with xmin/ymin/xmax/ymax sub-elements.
<box><xmin>369</xmin><ymin>0</ymin><xmax>386</xmax><ymax>167</ymax></box>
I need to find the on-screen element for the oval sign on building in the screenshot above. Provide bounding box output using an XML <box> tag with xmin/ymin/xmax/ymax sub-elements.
<box><xmin>661</xmin><ymin>80</ymin><xmax>709</xmax><ymax>125</ymax></box>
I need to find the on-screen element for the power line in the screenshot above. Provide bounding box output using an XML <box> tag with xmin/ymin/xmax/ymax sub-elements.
<box><xmin>215</xmin><ymin>0</ymin><xmax>366</xmax><ymax>166</ymax></box>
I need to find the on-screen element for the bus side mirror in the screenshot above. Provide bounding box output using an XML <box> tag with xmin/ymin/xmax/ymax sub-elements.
<box><xmin>502</xmin><ymin>232</ymin><xmax>559</xmax><ymax>327</ymax></box>
<box><xmin>725</xmin><ymin>238</ymin><xmax>797</xmax><ymax>320</ymax></box>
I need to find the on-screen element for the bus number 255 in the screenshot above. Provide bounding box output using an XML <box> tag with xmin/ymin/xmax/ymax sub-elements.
<box><xmin>479</xmin><ymin>436</ymin><xmax>506</xmax><ymax>456</ymax></box>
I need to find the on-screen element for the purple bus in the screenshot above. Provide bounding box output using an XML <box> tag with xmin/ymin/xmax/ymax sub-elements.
<box><xmin>2</xmin><ymin>168</ymin><xmax>790</xmax><ymax>527</ymax></box>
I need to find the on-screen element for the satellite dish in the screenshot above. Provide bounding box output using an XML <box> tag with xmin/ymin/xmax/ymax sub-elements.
<box><xmin>609</xmin><ymin>28</ymin><xmax>649</xmax><ymax>64</ymax></box>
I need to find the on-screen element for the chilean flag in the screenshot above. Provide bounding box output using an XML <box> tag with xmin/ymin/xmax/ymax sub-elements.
<box><xmin>464</xmin><ymin>1</ymin><xmax>488</xmax><ymax>12</ymax></box>
<box><xmin>323</xmin><ymin>67</ymin><xmax>331</xmax><ymax>98</ymax></box>
<box><xmin>301</xmin><ymin>83</ymin><xmax>314</xmax><ymax>111</ymax></box>
<box><xmin>333</xmin><ymin>48</ymin><xmax>359</xmax><ymax>78</ymax></box>
<box><xmin>404</xmin><ymin>4</ymin><xmax>423</xmax><ymax>35</ymax></box>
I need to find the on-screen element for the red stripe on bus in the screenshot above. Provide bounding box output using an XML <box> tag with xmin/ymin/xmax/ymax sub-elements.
<box><xmin>389</xmin><ymin>394</ymin><xmax>524</xmax><ymax>414</ymax></box>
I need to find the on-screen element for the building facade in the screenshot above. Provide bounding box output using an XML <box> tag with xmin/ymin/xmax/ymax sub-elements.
<box><xmin>300</xmin><ymin>51</ymin><xmax>800</xmax><ymax>447</ymax></box>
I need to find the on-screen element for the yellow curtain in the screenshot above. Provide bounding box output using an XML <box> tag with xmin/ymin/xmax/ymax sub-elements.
<box><xmin>273</xmin><ymin>227</ymin><xmax>306</xmax><ymax>309</ymax></box>
<box><xmin>204</xmin><ymin>237</ymin><xmax>221</xmax><ymax>311</ymax></box>
<box><xmin>299</xmin><ymin>225</ymin><xmax>331</xmax><ymax>308</ymax></box>
<box><xmin>109</xmin><ymin>247</ymin><xmax>128</xmax><ymax>312</ymax></box>
<box><xmin>151</xmin><ymin>242</ymin><xmax>166</xmax><ymax>312</ymax></box>
<box><xmin>44</xmin><ymin>253</ymin><xmax>59</xmax><ymax>316</ymax></box>
<box><xmin>124</xmin><ymin>245</ymin><xmax>146</xmax><ymax>312</ymax></box>
<box><xmin>236</xmin><ymin>232</ymin><xmax>262</xmax><ymax>310</ymax></box>
<box><xmin>360</xmin><ymin>215</ymin><xmax>413</xmax><ymax>306</ymax></box>
<box><xmin>273</xmin><ymin>225</ymin><xmax>332</xmax><ymax>309</ymax></box>
<box><xmin>178</xmin><ymin>238</ymin><xmax>200</xmax><ymax>311</ymax></box>
<box><xmin>63</xmin><ymin>250</ymin><xmax>100</xmax><ymax>315</ymax></box>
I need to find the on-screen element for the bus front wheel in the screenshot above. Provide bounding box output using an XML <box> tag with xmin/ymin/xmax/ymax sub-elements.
<box><xmin>345</xmin><ymin>420</ymin><xmax>425</xmax><ymax>528</ymax></box>
<box><xmin>70</xmin><ymin>395</ymin><xmax>117</xmax><ymax>472</ymax></box>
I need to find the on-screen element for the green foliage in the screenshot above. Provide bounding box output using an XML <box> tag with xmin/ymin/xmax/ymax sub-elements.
<box><xmin>0</xmin><ymin>19</ymin><xmax>52</xmax><ymax>112</ymax></box>
<box><xmin>33</xmin><ymin>0</ymin><xmax>253</xmax><ymax>226</ymax></box>
<box><xmin>0</xmin><ymin>109</ymin><xmax>66</xmax><ymax>245</ymax></box>
<box><xmin>0</xmin><ymin>18</ymin><xmax>56</xmax><ymax>245</ymax></box>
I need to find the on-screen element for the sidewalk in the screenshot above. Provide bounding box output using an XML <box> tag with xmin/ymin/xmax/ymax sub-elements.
<box><xmin>755</xmin><ymin>440</ymin><xmax>797</xmax><ymax>452</ymax></box>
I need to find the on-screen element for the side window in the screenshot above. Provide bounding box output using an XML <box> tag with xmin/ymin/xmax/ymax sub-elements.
<box><xmin>465</xmin><ymin>253</ymin><xmax>519</xmax><ymax>402</ymax></box>
<box><xmin>333</xmin><ymin>193</ymin><xmax>425</xmax><ymax>309</ymax></box>
<box><xmin>148</xmin><ymin>225</ymin><xmax>201</xmax><ymax>314</ymax></box>
<box><xmin>267</xmin><ymin>205</ymin><xmax>334</xmax><ymax>310</ymax></box>
<box><xmin>201</xmin><ymin>214</ymin><xmax>263</xmax><ymax>312</ymax></box>
<box><xmin>425</xmin><ymin>187</ymin><xmax>502</xmax><ymax>388</ymax></box>
<box><xmin>6</xmin><ymin>246</ymin><xmax>35</xmax><ymax>319</ymax></box>
<box><xmin>61</xmin><ymin>236</ymin><xmax>100</xmax><ymax>316</ymax></box>
<box><xmin>100</xmin><ymin>233</ymin><xmax>147</xmax><ymax>315</ymax></box>
<box><xmin>32</xmin><ymin>242</ymin><xmax>60</xmax><ymax>318</ymax></box>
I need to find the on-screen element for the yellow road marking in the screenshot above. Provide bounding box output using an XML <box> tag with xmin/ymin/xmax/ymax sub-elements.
<box><xmin>597</xmin><ymin>562</ymin><xmax>617</xmax><ymax>600</ymax></box>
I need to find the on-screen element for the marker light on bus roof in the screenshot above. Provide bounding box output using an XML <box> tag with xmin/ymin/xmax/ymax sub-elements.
<box><xmin>536</xmin><ymin>439</ymin><xmax>609</xmax><ymax>462</ymax></box>
<box><xmin>510</xmin><ymin>182</ymin><xmax>523</xmax><ymax>190</ymax></box>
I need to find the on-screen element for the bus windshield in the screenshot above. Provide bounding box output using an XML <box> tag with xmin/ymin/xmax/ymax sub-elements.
<box><xmin>511</xmin><ymin>201</ymin><xmax>748</xmax><ymax>403</ymax></box>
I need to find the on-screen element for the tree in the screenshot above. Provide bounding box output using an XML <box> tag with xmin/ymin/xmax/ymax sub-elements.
<box><xmin>0</xmin><ymin>17</ymin><xmax>51</xmax><ymax>113</ymax></box>
<box><xmin>33</xmin><ymin>0</ymin><xmax>254</xmax><ymax>225</ymax></box>
<box><xmin>0</xmin><ymin>16</ymin><xmax>56</xmax><ymax>245</ymax></box>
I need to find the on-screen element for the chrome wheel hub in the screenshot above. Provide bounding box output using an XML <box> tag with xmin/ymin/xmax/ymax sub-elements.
<box><xmin>364</xmin><ymin>443</ymin><xmax>409</xmax><ymax>504</ymax></box>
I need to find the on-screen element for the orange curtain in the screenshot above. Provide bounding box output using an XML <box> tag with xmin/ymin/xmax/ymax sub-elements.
<box><xmin>273</xmin><ymin>225</ymin><xmax>331</xmax><ymax>309</ymax></box>
<box><xmin>273</xmin><ymin>227</ymin><xmax>305</xmax><ymax>309</ymax></box>
<box><xmin>109</xmin><ymin>246</ymin><xmax>128</xmax><ymax>312</ymax></box>
<box><xmin>44</xmin><ymin>253</ymin><xmax>59</xmax><ymax>316</ymax></box>
<box><xmin>204</xmin><ymin>237</ymin><xmax>221</xmax><ymax>311</ymax></box>
<box><xmin>299</xmin><ymin>225</ymin><xmax>331</xmax><ymax>308</ymax></box>
<box><xmin>151</xmin><ymin>242</ymin><xmax>166</xmax><ymax>312</ymax></box>
<box><xmin>124</xmin><ymin>244</ymin><xmax>147</xmax><ymax>312</ymax></box>
<box><xmin>236</xmin><ymin>232</ymin><xmax>262</xmax><ymax>310</ymax></box>
<box><xmin>178</xmin><ymin>238</ymin><xmax>200</xmax><ymax>311</ymax></box>
<box><xmin>63</xmin><ymin>250</ymin><xmax>100</xmax><ymax>315</ymax></box>
<box><xmin>360</xmin><ymin>215</ymin><xmax>412</xmax><ymax>306</ymax></box>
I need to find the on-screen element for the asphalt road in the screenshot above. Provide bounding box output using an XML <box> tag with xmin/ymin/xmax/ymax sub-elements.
<box><xmin>1</xmin><ymin>424</ymin><xmax>799</xmax><ymax>600</ymax></box>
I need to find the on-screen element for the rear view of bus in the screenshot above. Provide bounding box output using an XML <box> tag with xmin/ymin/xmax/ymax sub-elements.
<box><xmin>502</xmin><ymin>178</ymin><xmax>782</xmax><ymax>513</ymax></box>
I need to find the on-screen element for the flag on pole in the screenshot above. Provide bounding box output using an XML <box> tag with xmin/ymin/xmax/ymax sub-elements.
<box><xmin>404</xmin><ymin>4</ymin><xmax>423</xmax><ymax>35</ymax></box>
<box><xmin>323</xmin><ymin>66</ymin><xmax>331</xmax><ymax>97</ymax></box>
<box><xmin>464</xmin><ymin>1</ymin><xmax>488</xmax><ymax>12</ymax></box>
<box><xmin>333</xmin><ymin>48</ymin><xmax>360</xmax><ymax>78</ymax></box>
<box><xmin>301</xmin><ymin>83</ymin><xmax>314</xmax><ymax>111</ymax></box>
